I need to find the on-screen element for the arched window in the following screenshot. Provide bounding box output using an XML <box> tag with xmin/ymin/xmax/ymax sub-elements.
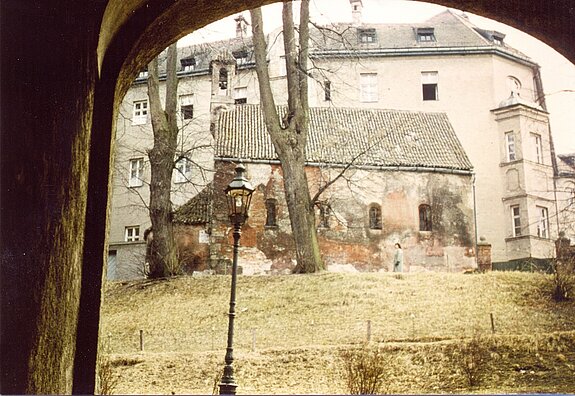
<box><xmin>369</xmin><ymin>204</ymin><xmax>382</xmax><ymax>229</ymax></box>
<box><xmin>419</xmin><ymin>204</ymin><xmax>432</xmax><ymax>231</ymax></box>
<box><xmin>265</xmin><ymin>199</ymin><xmax>277</xmax><ymax>227</ymax></box>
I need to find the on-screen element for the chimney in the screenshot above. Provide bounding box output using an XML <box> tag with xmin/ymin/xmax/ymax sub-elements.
<box><xmin>350</xmin><ymin>0</ymin><xmax>363</xmax><ymax>25</ymax></box>
<box><xmin>234</xmin><ymin>14</ymin><xmax>249</xmax><ymax>38</ymax></box>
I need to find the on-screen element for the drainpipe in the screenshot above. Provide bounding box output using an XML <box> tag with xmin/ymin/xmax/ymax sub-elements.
<box><xmin>472</xmin><ymin>172</ymin><xmax>479</xmax><ymax>266</ymax></box>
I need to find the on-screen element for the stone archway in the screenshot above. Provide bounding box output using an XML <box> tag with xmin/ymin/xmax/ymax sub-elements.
<box><xmin>0</xmin><ymin>0</ymin><xmax>573</xmax><ymax>394</ymax></box>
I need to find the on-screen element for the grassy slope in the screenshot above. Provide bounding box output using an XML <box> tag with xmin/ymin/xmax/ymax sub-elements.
<box><xmin>101</xmin><ymin>272</ymin><xmax>575</xmax><ymax>394</ymax></box>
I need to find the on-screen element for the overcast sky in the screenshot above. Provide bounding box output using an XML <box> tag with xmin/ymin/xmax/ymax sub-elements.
<box><xmin>180</xmin><ymin>0</ymin><xmax>574</xmax><ymax>155</ymax></box>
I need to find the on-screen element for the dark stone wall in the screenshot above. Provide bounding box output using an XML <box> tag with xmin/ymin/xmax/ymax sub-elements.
<box><xmin>0</xmin><ymin>0</ymin><xmax>573</xmax><ymax>394</ymax></box>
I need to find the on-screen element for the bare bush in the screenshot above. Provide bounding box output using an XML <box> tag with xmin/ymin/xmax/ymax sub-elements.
<box><xmin>340</xmin><ymin>345</ymin><xmax>389</xmax><ymax>394</ymax></box>
<box><xmin>451</xmin><ymin>331</ymin><xmax>490</xmax><ymax>388</ymax></box>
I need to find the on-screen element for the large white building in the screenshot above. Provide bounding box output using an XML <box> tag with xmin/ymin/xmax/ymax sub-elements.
<box><xmin>108</xmin><ymin>3</ymin><xmax>563</xmax><ymax>278</ymax></box>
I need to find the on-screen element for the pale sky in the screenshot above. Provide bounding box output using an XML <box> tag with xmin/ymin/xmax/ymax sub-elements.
<box><xmin>180</xmin><ymin>0</ymin><xmax>574</xmax><ymax>155</ymax></box>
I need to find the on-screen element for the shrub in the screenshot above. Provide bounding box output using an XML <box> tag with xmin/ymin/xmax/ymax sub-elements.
<box><xmin>451</xmin><ymin>331</ymin><xmax>490</xmax><ymax>388</ymax></box>
<box><xmin>340</xmin><ymin>345</ymin><xmax>389</xmax><ymax>394</ymax></box>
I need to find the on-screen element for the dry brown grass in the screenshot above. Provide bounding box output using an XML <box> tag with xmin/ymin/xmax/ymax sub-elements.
<box><xmin>100</xmin><ymin>271</ymin><xmax>575</xmax><ymax>394</ymax></box>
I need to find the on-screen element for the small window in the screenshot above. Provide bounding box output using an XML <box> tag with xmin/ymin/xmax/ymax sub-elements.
<box><xmin>129</xmin><ymin>158</ymin><xmax>144</xmax><ymax>187</ymax></box>
<box><xmin>537</xmin><ymin>206</ymin><xmax>549</xmax><ymax>238</ymax></box>
<box><xmin>132</xmin><ymin>100</ymin><xmax>148</xmax><ymax>125</ymax></box>
<box><xmin>491</xmin><ymin>32</ymin><xmax>505</xmax><ymax>45</ymax></box>
<box><xmin>511</xmin><ymin>205</ymin><xmax>521</xmax><ymax>237</ymax></box>
<box><xmin>265</xmin><ymin>199</ymin><xmax>277</xmax><ymax>227</ymax></box>
<box><xmin>416</xmin><ymin>27</ymin><xmax>435</xmax><ymax>42</ymax></box>
<box><xmin>180</xmin><ymin>94</ymin><xmax>194</xmax><ymax>120</ymax></box>
<box><xmin>278</xmin><ymin>55</ymin><xmax>286</xmax><ymax>77</ymax></box>
<box><xmin>180</xmin><ymin>57</ymin><xmax>196</xmax><ymax>72</ymax></box>
<box><xmin>324</xmin><ymin>80</ymin><xmax>331</xmax><ymax>101</ymax></box>
<box><xmin>219</xmin><ymin>68</ymin><xmax>228</xmax><ymax>93</ymax></box>
<box><xmin>232</xmin><ymin>49</ymin><xmax>249</xmax><ymax>66</ymax></box>
<box><xmin>360</xmin><ymin>73</ymin><xmax>378</xmax><ymax>103</ymax></box>
<box><xmin>507</xmin><ymin>76</ymin><xmax>521</xmax><ymax>96</ymax></box>
<box><xmin>138</xmin><ymin>67</ymin><xmax>148</xmax><ymax>79</ymax></box>
<box><xmin>234</xmin><ymin>86</ymin><xmax>248</xmax><ymax>105</ymax></box>
<box><xmin>181</xmin><ymin>104</ymin><xmax>194</xmax><ymax>120</ymax></box>
<box><xmin>319</xmin><ymin>203</ymin><xmax>330</xmax><ymax>228</ymax></box>
<box><xmin>369</xmin><ymin>204</ymin><xmax>382</xmax><ymax>230</ymax></box>
<box><xmin>505</xmin><ymin>132</ymin><xmax>516</xmax><ymax>162</ymax></box>
<box><xmin>532</xmin><ymin>133</ymin><xmax>543</xmax><ymax>164</ymax></box>
<box><xmin>125</xmin><ymin>226</ymin><xmax>141</xmax><ymax>242</ymax></box>
<box><xmin>358</xmin><ymin>28</ymin><xmax>377</xmax><ymax>43</ymax></box>
<box><xmin>421</xmin><ymin>71</ymin><xmax>438</xmax><ymax>101</ymax></box>
<box><xmin>419</xmin><ymin>204</ymin><xmax>432</xmax><ymax>231</ymax></box>
<box><xmin>174</xmin><ymin>157</ymin><xmax>191</xmax><ymax>183</ymax></box>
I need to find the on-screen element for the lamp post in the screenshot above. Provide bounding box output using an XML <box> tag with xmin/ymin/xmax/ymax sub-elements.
<box><xmin>219</xmin><ymin>163</ymin><xmax>254</xmax><ymax>395</ymax></box>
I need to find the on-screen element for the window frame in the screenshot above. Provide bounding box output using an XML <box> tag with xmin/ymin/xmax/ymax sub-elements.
<box><xmin>358</xmin><ymin>28</ymin><xmax>377</xmax><ymax>43</ymax></box>
<box><xmin>174</xmin><ymin>157</ymin><xmax>192</xmax><ymax>184</ymax></box>
<box><xmin>129</xmin><ymin>158</ymin><xmax>144</xmax><ymax>187</ymax></box>
<box><xmin>234</xmin><ymin>86</ymin><xmax>248</xmax><ymax>105</ymax></box>
<box><xmin>421</xmin><ymin>71</ymin><xmax>439</xmax><ymax>101</ymax></box>
<box><xmin>125</xmin><ymin>226</ymin><xmax>141</xmax><ymax>242</ymax></box>
<box><xmin>511</xmin><ymin>205</ymin><xmax>522</xmax><ymax>237</ymax></box>
<box><xmin>360</xmin><ymin>72</ymin><xmax>378</xmax><ymax>103</ymax></box>
<box><xmin>416</xmin><ymin>28</ymin><xmax>436</xmax><ymax>43</ymax></box>
<box><xmin>132</xmin><ymin>99</ymin><xmax>148</xmax><ymax>125</ymax></box>
<box><xmin>505</xmin><ymin>132</ymin><xmax>516</xmax><ymax>162</ymax></box>
<box><xmin>532</xmin><ymin>133</ymin><xmax>543</xmax><ymax>164</ymax></box>
<box><xmin>536</xmin><ymin>206</ymin><xmax>549</xmax><ymax>239</ymax></box>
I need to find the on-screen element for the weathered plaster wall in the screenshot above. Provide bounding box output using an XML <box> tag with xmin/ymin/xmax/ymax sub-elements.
<box><xmin>209</xmin><ymin>162</ymin><xmax>475</xmax><ymax>273</ymax></box>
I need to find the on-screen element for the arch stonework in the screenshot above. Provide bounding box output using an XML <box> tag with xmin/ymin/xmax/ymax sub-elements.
<box><xmin>0</xmin><ymin>0</ymin><xmax>573</xmax><ymax>394</ymax></box>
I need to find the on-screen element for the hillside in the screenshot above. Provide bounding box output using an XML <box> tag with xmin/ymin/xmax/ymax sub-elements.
<box><xmin>100</xmin><ymin>272</ymin><xmax>575</xmax><ymax>394</ymax></box>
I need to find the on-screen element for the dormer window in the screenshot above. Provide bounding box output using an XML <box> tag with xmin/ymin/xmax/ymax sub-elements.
<box><xmin>358</xmin><ymin>28</ymin><xmax>376</xmax><ymax>43</ymax></box>
<box><xmin>232</xmin><ymin>49</ymin><xmax>249</xmax><ymax>66</ymax></box>
<box><xmin>180</xmin><ymin>57</ymin><xmax>196</xmax><ymax>72</ymax></box>
<box><xmin>491</xmin><ymin>32</ymin><xmax>505</xmax><ymax>45</ymax></box>
<box><xmin>138</xmin><ymin>66</ymin><xmax>148</xmax><ymax>79</ymax></box>
<box><xmin>416</xmin><ymin>27</ymin><xmax>435</xmax><ymax>42</ymax></box>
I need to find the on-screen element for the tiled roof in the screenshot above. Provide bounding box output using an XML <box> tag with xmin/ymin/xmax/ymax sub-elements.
<box><xmin>173</xmin><ymin>184</ymin><xmax>213</xmax><ymax>224</ymax></box>
<box><xmin>215</xmin><ymin>105</ymin><xmax>473</xmax><ymax>171</ymax></box>
<box><xmin>163</xmin><ymin>9</ymin><xmax>532</xmax><ymax>75</ymax></box>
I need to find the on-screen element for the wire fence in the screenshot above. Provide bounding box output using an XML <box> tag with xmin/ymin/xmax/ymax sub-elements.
<box><xmin>103</xmin><ymin>319</ymin><xmax>391</xmax><ymax>355</ymax></box>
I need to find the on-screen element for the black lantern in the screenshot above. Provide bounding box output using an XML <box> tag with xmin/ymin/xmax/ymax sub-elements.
<box><xmin>224</xmin><ymin>163</ymin><xmax>254</xmax><ymax>226</ymax></box>
<box><xmin>219</xmin><ymin>163</ymin><xmax>254</xmax><ymax>395</ymax></box>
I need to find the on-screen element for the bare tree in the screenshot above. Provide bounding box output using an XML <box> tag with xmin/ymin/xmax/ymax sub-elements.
<box><xmin>250</xmin><ymin>1</ymin><xmax>325</xmax><ymax>273</ymax></box>
<box><xmin>146</xmin><ymin>43</ymin><xmax>180</xmax><ymax>278</ymax></box>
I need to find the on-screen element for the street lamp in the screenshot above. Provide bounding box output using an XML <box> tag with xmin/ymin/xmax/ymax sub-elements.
<box><xmin>219</xmin><ymin>163</ymin><xmax>254</xmax><ymax>395</ymax></box>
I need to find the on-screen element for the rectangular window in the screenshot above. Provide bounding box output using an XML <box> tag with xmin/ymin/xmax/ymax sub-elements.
<box><xmin>132</xmin><ymin>100</ymin><xmax>148</xmax><ymax>125</ymax></box>
<box><xmin>279</xmin><ymin>56</ymin><xmax>286</xmax><ymax>77</ymax></box>
<box><xmin>537</xmin><ymin>206</ymin><xmax>549</xmax><ymax>238</ymax></box>
<box><xmin>505</xmin><ymin>132</ymin><xmax>516</xmax><ymax>161</ymax></box>
<box><xmin>234</xmin><ymin>86</ymin><xmax>248</xmax><ymax>105</ymax></box>
<box><xmin>421</xmin><ymin>71</ymin><xmax>438</xmax><ymax>101</ymax></box>
<box><xmin>129</xmin><ymin>158</ymin><xmax>144</xmax><ymax>187</ymax></box>
<box><xmin>511</xmin><ymin>205</ymin><xmax>521</xmax><ymax>237</ymax></box>
<box><xmin>358</xmin><ymin>28</ymin><xmax>377</xmax><ymax>43</ymax></box>
<box><xmin>138</xmin><ymin>68</ymin><xmax>148</xmax><ymax>79</ymax></box>
<box><xmin>532</xmin><ymin>133</ymin><xmax>543</xmax><ymax>164</ymax></box>
<box><xmin>174</xmin><ymin>157</ymin><xmax>191</xmax><ymax>183</ymax></box>
<box><xmin>180</xmin><ymin>94</ymin><xmax>194</xmax><ymax>120</ymax></box>
<box><xmin>125</xmin><ymin>226</ymin><xmax>140</xmax><ymax>242</ymax></box>
<box><xmin>360</xmin><ymin>73</ymin><xmax>378</xmax><ymax>102</ymax></box>
<box><xmin>324</xmin><ymin>80</ymin><xmax>331</xmax><ymax>101</ymax></box>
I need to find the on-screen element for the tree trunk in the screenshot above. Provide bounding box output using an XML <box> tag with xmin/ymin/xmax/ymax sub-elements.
<box><xmin>146</xmin><ymin>43</ymin><xmax>180</xmax><ymax>278</ymax></box>
<box><xmin>250</xmin><ymin>1</ymin><xmax>325</xmax><ymax>273</ymax></box>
